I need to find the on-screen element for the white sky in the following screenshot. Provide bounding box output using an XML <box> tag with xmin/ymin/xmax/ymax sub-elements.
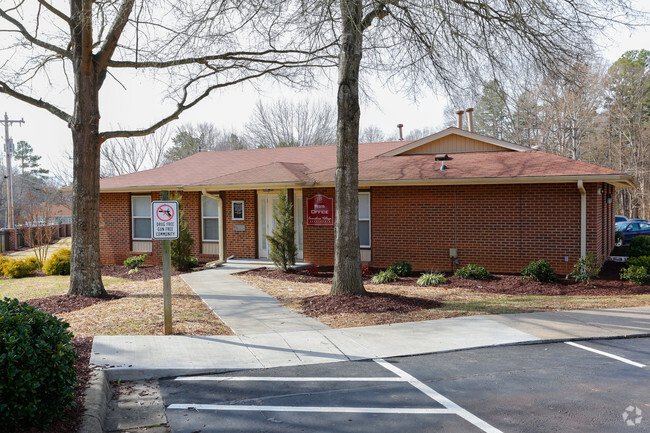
<box><xmin>1</xmin><ymin>7</ymin><xmax>649</xmax><ymax>173</ymax></box>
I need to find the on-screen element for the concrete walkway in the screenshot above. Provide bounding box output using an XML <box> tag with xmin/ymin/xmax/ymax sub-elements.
<box><xmin>91</xmin><ymin>265</ymin><xmax>650</xmax><ymax>381</ymax></box>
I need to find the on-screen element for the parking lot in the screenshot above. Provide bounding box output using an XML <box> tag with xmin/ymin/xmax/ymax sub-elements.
<box><xmin>160</xmin><ymin>337</ymin><xmax>649</xmax><ymax>432</ymax></box>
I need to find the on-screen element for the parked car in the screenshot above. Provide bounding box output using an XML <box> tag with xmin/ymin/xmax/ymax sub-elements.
<box><xmin>629</xmin><ymin>218</ymin><xmax>648</xmax><ymax>223</ymax></box>
<box><xmin>615</xmin><ymin>221</ymin><xmax>650</xmax><ymax>246</ymax></box>
<box><xmin>615</xmin><ymin>215</ymin><xmax>629</xmax><ymax>223</ymax></box>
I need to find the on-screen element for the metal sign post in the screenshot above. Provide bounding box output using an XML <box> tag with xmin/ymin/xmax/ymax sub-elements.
<box><xmin>152</xmin><ymin>192</ymin><xmax>179</xmax><ymax>334</ymax></box>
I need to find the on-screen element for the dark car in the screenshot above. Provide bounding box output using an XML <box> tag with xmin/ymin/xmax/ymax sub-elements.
<box><xmin>615</xmin><ymin>221</ymin><xmax>650</xmax><ymax>246</ymax></box>
<box><xmin>615</xmin><ymin>215</ymin><xmax>629</xmax><ymax>223</ymax></box>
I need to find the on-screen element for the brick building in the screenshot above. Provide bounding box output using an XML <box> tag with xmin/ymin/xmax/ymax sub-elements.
<box><xmin>98</xmin><ymin>127</ymin><xmax>633</xmax><ymax>273</ymax></box>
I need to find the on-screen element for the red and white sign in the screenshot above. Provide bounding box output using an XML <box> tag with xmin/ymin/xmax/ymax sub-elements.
<box><xmin>151</xmin><ymin>201</ymin><xmax>179</xmax><ymax>240</ymax></box>
<box><xmin>306</xmin><ymin>194</ymin><xmax>334</xmax><ymax>226</ymax></box>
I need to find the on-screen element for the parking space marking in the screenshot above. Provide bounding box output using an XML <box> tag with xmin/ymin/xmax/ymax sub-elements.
<box><xmin>565</xmin><ymin>342</ymin><xmax>646</xmax><ymax>368</ymax></box>
<box><xmin>374</xmin><ymin>359</ymin><xmax>503</xmax><ymax>433</ymax></box>
<box><xmin>167</xmin><ymin>404</ymin><xmax>453</xmax><ymax>414</ymax></box>
<box><xmin>175</xmin><ymin>376</ymin><xmax>405</xmax><ymax>382</ymax></box>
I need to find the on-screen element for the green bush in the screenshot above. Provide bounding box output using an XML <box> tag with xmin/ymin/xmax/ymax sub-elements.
<box><xmin>626</xmin><ymin>256</ymin><xmax>650</xmax><ymax>269</ymax></box>
<box><xmin>454</xmin><ymin>264</ymin><xmax>490</xmax><ymax>280</ymax></box>
<box><xmin>416</xmin><ymin>272</ymin><xmax>448</xmax><ymax>286</ymax></box>
<box><xmin>124</xmin><ymin>254</ymin><xmax>147</xmax><ymax>270</ymax></box>
<box><xmin>615</xmin><ymin>230</ymin><xmax>624</xmax><ymax>246</ymax></box>
<box><xmin>171</xmin><ymin>194</ymin><xmax>196</xmax><ymax>271</ymax></box>
<box><xmin>388</xmin><ymin>261</ymin><xmax>412</xmax><ymax>277</ymax></box>
<box><xmin>628</xmin><ymin>235</ymin><xmax>650</xmax><ymax>258</ymax></box>
<box><xmin>620</xmin><ymin>265</ymin><xmax>650</xmax><ymax>285</ymax></box>
<box><xmin>0</xmin><ymin>298</ymin><xmax>77</xmax><ymax>430</ymax></box>
<box><xmin>1</xmin><ymin>258</ymin><xmax>38</xmax><ymax>278</ymax></box>
<box><xmin>521</xmin><ymin>259</ymin><xmax>557</xmax><ymax>283</ymax></box>
<box><xmin>566</xmin><ymin>253</ymin><xmax>601</xmax><ymax>285</ymax></box>
<box><xmin>371</xmin><ymin>270</ymin><xmax>398</xmax><ymax>284</ymax></box>
<box><xmin>43</xmin><ymin>249</ymin><xmax>71</xmax><ymax>276</ymax></box>
<box><xmin>265</xmin><ymin>191</ymin><xmax>296</xmax><ymax>272</ymax></box>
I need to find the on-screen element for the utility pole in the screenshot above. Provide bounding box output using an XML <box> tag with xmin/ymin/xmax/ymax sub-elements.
<box><xmin>2</xmin><ymin>112</ymin><xmax>25</xmax><ymax>228</ymax></box>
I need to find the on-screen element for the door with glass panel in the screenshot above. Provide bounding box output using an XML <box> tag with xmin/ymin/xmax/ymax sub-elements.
<box><xmin>258</xmin><ymin>193</ymin><xmax>279</xmax><ymax>258</ymax></box>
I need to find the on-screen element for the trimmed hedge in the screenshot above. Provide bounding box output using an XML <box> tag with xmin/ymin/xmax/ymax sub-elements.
<box><xmin>43</xmin><ymin>248</ymin><xmax>71</xmax><ymax>276</ymax></box>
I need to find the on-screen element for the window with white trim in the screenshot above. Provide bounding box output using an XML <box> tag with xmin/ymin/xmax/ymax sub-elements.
<box><xmin>131</xmin><ymin>195</ymin><xmax>152</xmax><ymax>240</ymax></box>
<box><xmin>358</xmin><ymin>192</ymin><xmax>371</xmax><ymax>247</ymax></box>
<box><xmin>202</xmin><ymin>195</ymin><xmax>220</xmax><ymax>241</ymax></box>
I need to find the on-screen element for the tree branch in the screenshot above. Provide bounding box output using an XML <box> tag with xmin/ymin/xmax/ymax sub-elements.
<box><xmin>0</xmin><ymin>7</ymin><xmax>72</xmax><ymax>59</ymax></box>
<box><xmin>37</xmin><ymin>0</ymin><xmax>71</xmax><ymax>25</ymax></box>
<box><xmin>95</xmin><ymin>0</ymin><xmax>135</xmax><ymax>70</ymax></box>
<box><xmin>361</xmin><ymin>0</ymin><xmax>399</xmax><ymax>32</ymax></box>
<box><xmin>0</xmin><ymin>80</ymin><xmax>72</xmax><ymax>123</ymax></box>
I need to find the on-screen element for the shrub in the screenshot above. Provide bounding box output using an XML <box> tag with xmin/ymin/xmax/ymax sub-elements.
<box><xmin>454</xmin><ymin>264</ymin><xmax>490</xmax><ymax>280</ymax></box>
<box><xmin>620</xmin><ymin>265</ymin><xmax>650</xmax><ymax>285</ymax></box>
<box><xmin>1</xmin><ymin>258</ymin><xmax>38</xmax><ymax>278</ymax></box>
<box><xmin>171</xmin><ymin>194</ymin><xmax>196</xmax><ymax>271</ymax></box>
<box><xmin>24</xmin><ymin>256</ymin><xmax>41</xmax><ymax>271</ymax></box>
<box><xmin>615</xmin><ymin>230</ymin><xmax>623</xmax><ymax>246</ymax></box>
<box><xmin>417</xmin><ymin>272</ymin><xmax>448</xmax><ymax>286</ymax></box>
<box><xmin>306</xmin><ymin>265</ymin><xmax>319</xmax><ymax>276</ymax></box>
<box><xmin>521</xmin><ymin>259</ymin><xmax>557</xmax><ymax>283</ymax></box>
<box><xmin>43</xmin><ymin>248</ymin><xmax>71</xmax><ymax>276</ymax></box>
<box><xmin>388</xmin><ymin>261</ymin><xmax>412</xmax><ymax>277</ymax></box>
<box><xmin>265</xmin><ymin>191</ymin><xmax>296</xmax><ymax>272</ymax></box>
<box><xmin>628</xmin><ymin>235</ymin><xmax>650</xmax><ymax>258</ymax></box>
<box><xmin>124</xmin><ymin>254</ymin><xmax>147</xmax><ymax>271</ymax></box>
<box><xmin>0</xmin><ymin>298</ymin><xmax>77</xmax><ymax>430</ymax></box>
<box><xmin>566</xmin><ymin>253</ymin><xmax>601</xmax><ymax>285</ymax></box>
<box><xmin>371</xmin><ymin>270</ymin><xmax>398</xmax><ymax>284</ymax></box>
<box><xmin>626</xmin><ymin>256</ymin><xmax>650</xmax><ymax>269</ymax></box>
<box><xmin>361</xmin><ymin>264</ymin><xmax>371</xmax><ymax>278</ymax></box>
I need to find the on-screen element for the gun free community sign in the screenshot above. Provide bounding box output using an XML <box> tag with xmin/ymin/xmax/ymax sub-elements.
<box><xmin>151</xmin><ymin>201</ymin><xmax>179</xmax><ymax>240</ymax></box>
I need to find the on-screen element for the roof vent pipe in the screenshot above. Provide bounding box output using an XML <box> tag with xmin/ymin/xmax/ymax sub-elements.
<box><xmin>440</xmin><ymin>161</ymin><xmax>447</xmax><ymax>171</ymax></box>
<box><xmin>465</xmin><ymin>108</ymin><xmax>474</xmax><ymax>132</ymax></box>
<box><xmin>397</xmin><ymin>124</ymin><xmax>404</xmax><ymax>141</ymax></box>
<box><xmin>456</xmin><ymin>110</ymin><xmax>464</xmax><ymax>129</ymax></box>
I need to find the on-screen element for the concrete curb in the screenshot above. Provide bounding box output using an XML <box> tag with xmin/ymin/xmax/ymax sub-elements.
<box><xmin>79</xmin><ymin>370</ymin><xmax>111</xmax><ymax>433</ymax></box>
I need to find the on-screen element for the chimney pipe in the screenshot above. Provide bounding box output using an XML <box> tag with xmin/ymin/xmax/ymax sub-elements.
<box><xmin>465</xmin><ymin>108</ymin><xmax>474</xmax><ymax>133</ymax></box>
<box><xmin>397</xmin><ymin>124</ymin><xmax>404</xmax><ymax>141</ymax></box>
<box><xmin>456</xmin><ymin>110</ymin><xmax>464</xmax><ymax>129</ymax></box>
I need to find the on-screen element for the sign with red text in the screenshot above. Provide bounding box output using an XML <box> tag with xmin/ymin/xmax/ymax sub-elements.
<box><xmin>151</xmin><ymin>201</ymin><xmax>179</xmax><ymax>240</ymax></box>
<box><xmin>307</xmin><ymin>194</ymin><xmax>334</xmax><ymax>226</ymax></box>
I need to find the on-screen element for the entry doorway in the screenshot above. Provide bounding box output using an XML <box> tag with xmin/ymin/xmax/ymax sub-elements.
<box><xmin>257</xmin><ymin>191</ymin><xmax>304</xmax><ymax>260</ymax></box>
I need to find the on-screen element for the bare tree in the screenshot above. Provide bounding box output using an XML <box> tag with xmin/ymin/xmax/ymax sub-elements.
<box><xmin>244</xmin><ymin>99</ymin><xmax>336</xmax><ymax>148</ymax></box>
<box><xmin>360</xmin><ymin>125</ymin><xmax>385</xmax><ymax>142</ymax></box>
<box><xmin>0</xmin><ymin>0</ymin><xmax>333</xmax><ymax>297</ymax></box>
<box><xmin>163</xmin><ymin>123</ymin><xmax>247</xmax><ymax>163</ymax></box>
<box><xmin>101</xmin><ymin>125</ymin><xmax>170</xmax><ymax>177</ymax></box>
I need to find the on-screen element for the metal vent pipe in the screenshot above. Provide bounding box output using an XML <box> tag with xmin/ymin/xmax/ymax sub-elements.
<box><xmin>456</xmin><ymin>110</ymin><xmax>464</xmax><ymax>129</ymax></box>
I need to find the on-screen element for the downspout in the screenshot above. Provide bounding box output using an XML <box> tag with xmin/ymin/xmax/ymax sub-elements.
<box><xmin>577</xmin><ymin>180</ymin><xmax>586</xmax><ymax>258</ymax></box>
<box><xmin>202</xmin><ymin>189</ymin><xmax>225</xmax><ymax>261</ymax></box>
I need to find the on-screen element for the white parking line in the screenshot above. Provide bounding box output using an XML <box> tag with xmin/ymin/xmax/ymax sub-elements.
<box><xmin>565</xmin><ymin>342</ymin><xmax>646</xmax><ymax>368</ymax></box>
<box><xmin>167</xmin><ymin>404</ymin><xmax>453</xmax><ymax>414</ymax></box>
<box><xmin>374</xmin><ymin>359</ymin><xmax>504</xmax><ymax>433</ymax></box>
<box><xmin>175</xmin><ymin>376</ymin><xmax>405</xmax><ymax>382</ymax></box>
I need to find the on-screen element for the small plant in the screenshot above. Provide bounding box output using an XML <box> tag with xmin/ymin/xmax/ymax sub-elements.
<box><xmin>620</xmin><ymin>265</ymin><xmax>650</xmax><ymax>285</ymax></box>
<box><xmin>1</xmin><ymin>257</ymin><xmax>38</xmax><ymax>278</ymax></box>
<box><xmin>521</xmin><ymin>259</ymin><xmax>557</xmax><ymax>283</ymax></box>
<box><xmin>417</xmin><ymin>272</ymin><xmax>448</xmax><ymax>286</ymax></box>
<box><xmin>628</xmin><ymin>235</ymin><xmax>650</xmax><ymax>258</ymax></box>
<box><xmin>0</xmin><ymin>298</ymin><xmax>77</xmax><ymax>430</ymax></box>
<box><xmin>371</xmin><ymin>269</ymin><xmax>398</xmax><ymax>284</ymax></box>
<box><xmin>361</xmin><ymin>264</ymin><xmax>371</xmax><ymax>278</ymax></box>
<box><xmin>43</xmin><ymin>249</ymin><xmax>71</xmax><ymax>276</ymax></box>
<box><xmin>306</xmin><ymin>265</ymin><xmax>319</xmax><ymax>276</ymax></box>
<box><xmin>388</xmin><ymin>261</ymin><xmax>412</xmax><ymax>277</ymax></box>
<box><xmin>124</xmin><ymin>254</ymin><xmax>147</xmax><ymax>272</ymax></box>
<box><xmin>626</xmin><ymin>256</ymin><xmax>650</xmax><ymax>269</ymax></box>
<box><xmin>265</xmin><ymin>191</ymin><xmax>296</xmax><ymax>272</ymax></box>
<box><xmin>566</xmin><ymin>253</ymin><xmax>601</xmax><ymax>285</ymax></box>
<box><xmin>454</xmin><ymin>264</ymin><xmax>490</xmax><ymax>280</ymax></box>
<box><xmin>171</xmin><ymin>193</ymin><xmax>197</xmax><ymax>271</ymax></box>
<box><xmin>615</xmin><ymin>230</ymin><xmax>623</xmax><ymax>246</ymax></box>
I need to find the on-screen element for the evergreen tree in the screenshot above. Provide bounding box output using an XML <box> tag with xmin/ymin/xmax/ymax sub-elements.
<box><xmin>474</xmin><ymin>80</ymin><xmax>510</xmax><ymax>139</ymax></box>
<box><xmin>170</xmin><ymin>194</ymin><xmax>196</xmax><ymax>271</ymax></box>
<box><xmin>13</xmin><ymin>141</ymin><xmax>49</xmax><ymax>178</ymax></box>
<box><xmin>265</xmin><ymin>191</ymin><xmax>296</xmax><ymax>272</ymax></box>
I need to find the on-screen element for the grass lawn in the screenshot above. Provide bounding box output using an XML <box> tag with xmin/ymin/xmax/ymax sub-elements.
<box><xmin>238</xmin><ymin>273</ymin><xmax>650</xmax><ymax>328</ymax></box>
<box><xmin>5</xmin><ymin>236</ymin><xmax>72</xmax><ymax>260</ymax></box>
<box><xmin>0</xmin><ymin>274</ymin><xmax>232</xmax><ymax>337</ymax></box>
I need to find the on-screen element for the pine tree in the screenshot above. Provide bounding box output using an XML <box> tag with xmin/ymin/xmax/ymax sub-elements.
<box><xmin>265</xmin><ymin>191</ymin><xmax>296</xmax><ymax>272</ymax></box>
<box><xmin>13</xmin><ymin>141</ymin><xmax>49</xmax><ymax>178</ymax></box>
<box><xmin>170</xmin><ymin>194</ymin><xmax>196</xmax><ymax>271</ymax></box>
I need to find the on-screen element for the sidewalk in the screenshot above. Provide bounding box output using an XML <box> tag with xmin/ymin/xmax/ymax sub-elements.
<box><xmin>91</xmin><ymin>265</ymin><xmax>650</xmax><ymax>381</ymax></box>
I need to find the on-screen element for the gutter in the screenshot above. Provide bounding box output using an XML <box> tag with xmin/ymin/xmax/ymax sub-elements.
<box><xmin>201</xmin><ymin>189</ymin><xmax>225</xmax><ymax>262</ymax></box>
<box><xmin>577</xmin><ymin>180</ymin><xmax>587</xmax><ymax>258</ymax></box>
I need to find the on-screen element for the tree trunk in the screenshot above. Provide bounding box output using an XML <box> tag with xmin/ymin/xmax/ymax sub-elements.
<box><xmin>67</xmin><ymin>0</ymin><xmax>107</xmax><ymax>297</ymax></box>
<box><xmin>330</xmin><ymin>0</ymin><xmax>365</xmax><ymax>295</ymax></box>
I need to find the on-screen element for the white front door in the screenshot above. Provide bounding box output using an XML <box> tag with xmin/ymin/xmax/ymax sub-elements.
<box><xmin>258</xmin><ymin>193</ymin><xmax>279</xmax><ymax>258</ymax></box>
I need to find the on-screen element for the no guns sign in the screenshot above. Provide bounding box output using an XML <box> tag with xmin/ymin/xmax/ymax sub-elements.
<box><xmin>151</xmin><ymin>201</ymin><xmax>179</xmax><ymax>240</ymax></box>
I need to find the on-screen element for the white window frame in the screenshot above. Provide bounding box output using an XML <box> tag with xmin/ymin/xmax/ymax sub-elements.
<box><xmin>202</xmin><ymin>195</ymin><xmax>220</xmax><ymax>242</ymax></box>
<box><xmin>358</xmin><ymin>192</ymin><xmax>371</xmax><ymax>248</ymax></box>
<box><xmin>131</xmin><ymin>195</ymin><xmax>152</xmax><ymax>240</ymax></box>
<box><xmin>232</xmin><ymin>200</ymin><xmax>245</xmax><ymax>221</ymax></box>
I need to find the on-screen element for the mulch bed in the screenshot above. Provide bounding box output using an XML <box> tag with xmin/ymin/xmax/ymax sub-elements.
<box><xmin>26</xmin><ymin>291</ymin><xmax>126</xmax><ymax>315</ymax></box>
<box><xmin>301</xmin><ymin>292</ymin><xmax>442</xmax><ymax>317</ymax></box>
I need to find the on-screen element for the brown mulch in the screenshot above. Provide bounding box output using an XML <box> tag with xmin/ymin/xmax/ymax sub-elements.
<box><xmin>100</xmin><ymin>264</ymin><xmax>201</xmax><ymax>281</ymax></box>
<box><xmin>26</xmin><ymin>291</ymin><xmax>126</xmax><ymax>315</ymax></box>
<box><xmin>14</xmin><ymin>337</ymin><xmax>93</xmax><ymax>433</ymax></box>
<box><xmin>301</xmin><ymin>292</ymin><xmax>442</xmax><ymax>316</ymax></box>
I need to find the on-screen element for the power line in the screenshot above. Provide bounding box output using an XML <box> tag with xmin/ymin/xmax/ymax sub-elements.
<box><xmin>2</xmin><ymin>112</ymin><xmax>25</xmax><ymax>228</ymax></box>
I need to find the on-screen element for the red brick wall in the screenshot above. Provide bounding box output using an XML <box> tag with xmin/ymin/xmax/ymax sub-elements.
<box><xmin>222</xmin><ymin>190</ymin><xmax>257</xmax><ymax>258</ymax></box>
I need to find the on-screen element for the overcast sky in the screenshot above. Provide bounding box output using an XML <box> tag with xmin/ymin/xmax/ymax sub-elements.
<box><xmin>1</xmin><ymin>7</ymin><xmax>649</xmax><ymax>173</ymax></box>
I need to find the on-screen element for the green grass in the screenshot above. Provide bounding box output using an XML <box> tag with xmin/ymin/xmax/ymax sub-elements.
<box><xmin>0</xmin><ymin>275</ymin><xmax>124</xmax><ymax>301</ymax></box>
